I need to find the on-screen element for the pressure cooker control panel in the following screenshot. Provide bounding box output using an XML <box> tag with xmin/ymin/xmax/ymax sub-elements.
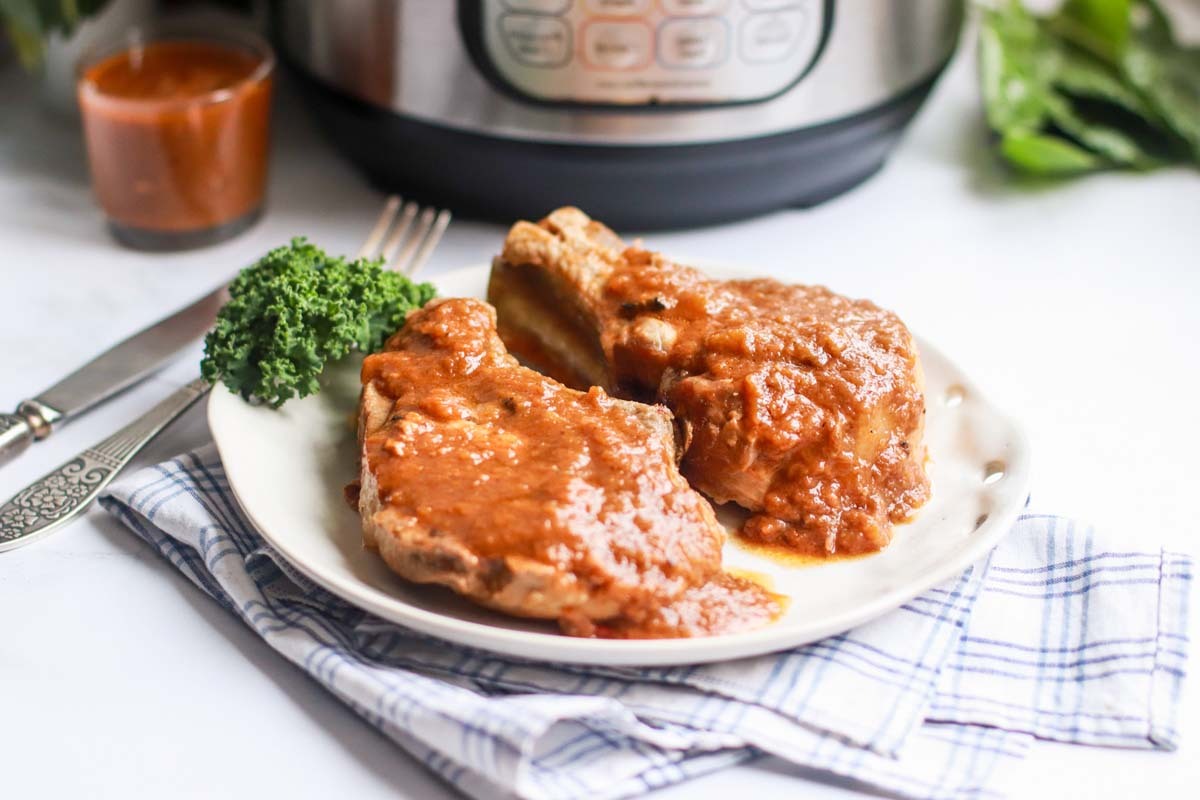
<box><xmin>475</xmin><ymin>0</ymin><xmax>828</xmax><ymax>106</ymax></box>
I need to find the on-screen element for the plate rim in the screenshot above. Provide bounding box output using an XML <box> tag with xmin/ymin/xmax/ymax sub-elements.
<box><xmin>209</xmin><ymin>262</ymin><xmax>1033</xmax><ymax>666</ymax></box>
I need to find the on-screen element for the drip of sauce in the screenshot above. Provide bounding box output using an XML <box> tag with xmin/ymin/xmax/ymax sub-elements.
<box><xmin>581</xmin><ymin>573</ymin><xmax>785</xmax><ymax>639</ymax></box>
<box><xmin>733</xmin><ymin>538</ymin><xmax>876</xmax><ymax>567</ymax></box>
<box><xmin>78</xmin><ymin>39</ymin><xmax>273</xmax><ymax>234</ymax></box>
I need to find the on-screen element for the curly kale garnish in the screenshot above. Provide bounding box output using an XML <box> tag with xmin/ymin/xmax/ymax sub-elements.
<box><xmin>201</xmin><ymin>238</ymin><xmax>436</xmax><ymax>408</ymax></box>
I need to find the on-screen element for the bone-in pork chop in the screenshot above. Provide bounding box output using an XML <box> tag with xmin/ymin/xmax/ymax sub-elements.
<box><xmin>356</xmin><ymin>297</ymin><xmax>779</xmax><ymax>637</ymax></box>
<box><xmin>488</xmin><ymin>208</ymin><xmax>930</xmax><ymax>556</ymax></box>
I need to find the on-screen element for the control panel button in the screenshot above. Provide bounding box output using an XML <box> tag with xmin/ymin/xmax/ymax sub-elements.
<box><xmin>582</xmin><ymin>20</ymin><xmax>652</xmax><ymax>70</ymax></box>
<box><xmin>658</xmin><ymin>18</ymin><xmax>727</xmax><ymax>68</ymax></box>
<box><xmin>500</xmin><ymin>14</ymin><xmax>571</xmax><ymax>67</ymax></box>
<box><xmin>480</xmin><ymin>0</ymin><xmax>827</xmax><ymax>104</ymax></box>
<box><xmin>502</xmin><ymin>0</ymin><xmax>572</xmax><ymax>13</ymax></box>
<box><xmin>742</xmin><ymin>0</ymin><xmax>801</xmax><ymax>10</ymax></box>
<box><xmin>585</xmin><ymin>0</ymin><xmax>651</xmax><ymax>15</ymax></box>
<box><xmin>739</xmin><ymin>10</ymin><xmax>806</xmax><ymax>63</ymax></box>
<box><xmin>661</xmin><ymin>0</ymin><xmax>729</xmax><ymax>14</ymax></box>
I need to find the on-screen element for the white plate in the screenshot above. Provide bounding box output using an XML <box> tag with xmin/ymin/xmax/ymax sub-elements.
<box><xmin>209</xmin><ymin>263</ymin><xmax>1031</xmax><ymax>666</ymax></box>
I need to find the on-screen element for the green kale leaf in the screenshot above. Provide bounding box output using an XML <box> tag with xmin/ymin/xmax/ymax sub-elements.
<box><xmin>979</xmin><ymin>0</ymin><xmax>1200</xmax><ymax>176</ymax></box>
<box><xmin>200</xmin><ymin>238</ymin><xmax>436</xmax><ymax>408</ymax></box>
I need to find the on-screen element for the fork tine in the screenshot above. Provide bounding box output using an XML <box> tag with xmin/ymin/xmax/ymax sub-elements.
<box><xmin>403</xmin><ymin>208</ymin><xmax>452</xmax><ymax>277</ymax></box>
<box><xmin>358</xmin><ymin>195</ymin><xmax>401</xmax><ymax>260</ymax></box>
<box><xmin>380</xmin><ymin>200</ymin><xmax>420</xmax><ymax>266</ymax></box>
<box><xmin>392</xmin><ymin>207</ymin><xmax>436</xmax><ymax>274</ymax></box>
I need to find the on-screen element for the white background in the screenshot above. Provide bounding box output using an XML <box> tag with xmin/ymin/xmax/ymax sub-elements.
<box><xmin>1</xmin><ymin>16</ymin><xmax>1196</xmax><ymax>800</ymax></box>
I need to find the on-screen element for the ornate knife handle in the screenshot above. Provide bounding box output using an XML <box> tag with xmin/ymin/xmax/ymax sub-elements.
<box><xmin>0</xmin><ymin>413</ymin><xmax>34</xmax><ymax>466</ymax></box>
<box><xmin>0</xmin><ymin>379</ymin><xmax>210</xmax><ymax>553</ymax></box>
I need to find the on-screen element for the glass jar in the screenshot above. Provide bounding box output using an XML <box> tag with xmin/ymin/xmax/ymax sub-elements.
<box><xmin>77</xmin><ymin>26</ymin><xmax>275</xmax><ymax>250</ymax></box>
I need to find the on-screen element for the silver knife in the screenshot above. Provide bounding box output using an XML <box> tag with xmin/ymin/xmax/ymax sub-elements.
<box><xmin>0</xmin><ymin>285</ymin><xmax>227</xmax><ymax>468</ymax></box>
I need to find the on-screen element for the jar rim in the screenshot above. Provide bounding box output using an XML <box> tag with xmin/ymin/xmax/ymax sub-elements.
<box><xmin>76</xmin><ymin>25</ymin><xmax>275</xmax><ymax>113</ymax></box>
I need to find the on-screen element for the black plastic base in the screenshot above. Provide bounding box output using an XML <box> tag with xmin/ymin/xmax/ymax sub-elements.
<box><xmin>286</xmin><ymin>63</ymin><xmax>945</xmax><ymax>230</ymax></box>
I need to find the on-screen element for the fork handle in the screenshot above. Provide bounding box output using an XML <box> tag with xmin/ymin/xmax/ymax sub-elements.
<box><xmin>0</xmin><ymin>378</ymin><xmax>210</xmax><ymax>553</ymax></box>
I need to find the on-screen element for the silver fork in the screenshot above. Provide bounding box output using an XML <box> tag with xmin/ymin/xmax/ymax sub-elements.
<box><xmin>0</xmin><ymin>197</ymin><xmax>451</xmax><ymax>553</ymax></box>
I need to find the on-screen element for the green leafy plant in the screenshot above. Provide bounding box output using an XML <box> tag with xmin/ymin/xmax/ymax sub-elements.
<box><xmin>1</xmin><ymin>0</ymin><xmax>112</xmax><ymax>69</ymax></box>
<box><xmin>979</xmin><ymin>0</ymin><xmax>1200</xmax><ymax>175</ymax></box>
<box><xmin>201</xmin><ymin>238</ymin><xmax>437</xmax><ymax>408</ymax></box>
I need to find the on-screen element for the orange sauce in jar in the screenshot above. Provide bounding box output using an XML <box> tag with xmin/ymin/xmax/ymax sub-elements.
<box><xmin>78</xmin><ymin>37</ymin><xmax>273</xmax><ymax>241</ymax></box>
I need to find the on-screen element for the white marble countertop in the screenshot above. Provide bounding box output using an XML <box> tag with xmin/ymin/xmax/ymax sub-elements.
<box><xmin>1</xmin><ymin>35</ymin><xmax>1196</xmax><ymax>800</ymax></box>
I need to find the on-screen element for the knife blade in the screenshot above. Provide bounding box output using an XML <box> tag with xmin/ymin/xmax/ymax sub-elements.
<box><xmin>0</xmin><ymin>284</ymin><xmax>227</xmax><ymax>468</ymax></box>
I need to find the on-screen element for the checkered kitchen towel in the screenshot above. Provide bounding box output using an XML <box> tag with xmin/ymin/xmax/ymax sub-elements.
<box><xmin>99</xmin><ymin>447</ymin><xmax>1192</xmax><ymax>800</ymax></box>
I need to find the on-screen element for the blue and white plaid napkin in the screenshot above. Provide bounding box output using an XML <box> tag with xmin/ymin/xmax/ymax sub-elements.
<box><xmin>99</xmin><ymin>447</ymin><xmax>1192</xmax><ymax>800</ymax></box>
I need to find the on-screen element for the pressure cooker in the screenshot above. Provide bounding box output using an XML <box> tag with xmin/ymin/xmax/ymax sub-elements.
<box><xmin>272</xmin><ymin>0</ymin><xmax>964</xmax><ymax>228</ymax></box>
